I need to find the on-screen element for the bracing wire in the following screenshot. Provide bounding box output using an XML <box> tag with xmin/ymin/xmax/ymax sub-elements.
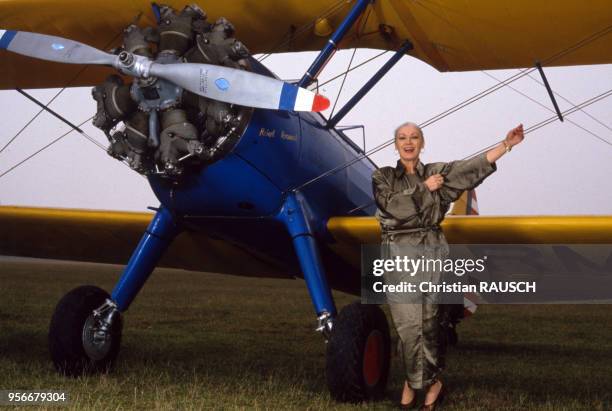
<box><xmin>525</xmin><ymin>89</ymin><xmax>612</xmax><ymax>135</ymax></box>
<box><xmin>0</xmin><ymin>117</ymin><xmax>93</xmax><ymax>180</ymax></box>
<box><xmin>346</xmin><ymin>87</ymin><xmax>612</xmax><ymax>214</ymax></box>
<box><xmin>0</xmin><ymin>30</ymin><xmax>125</xmax><ymax>155</ymax></box>
<box><xmin>0</xmin><ymin>15</ymin><xmax>148</xmax><ymax>179</ymax></box>
<box><xmin>460</xmin><ymin>88</ymin><xmax>612</xmax><ymax>161</ymax></box>
<box><xmin>481</xmin><ymin>71</ymin><xmax>612</xmax><ymax>150</ymax></box>
<box><xmin>329</xmin><ymin>48</ymin><xmax>358</xmax><ymax>118</ymax></box>
<box><xmin>14</xmin><ymin>89</ymin><xmax>108</xmax><ymax>152</ymax></box>
<box><xmin>0</xmin><ymin>88</ymin><xmax>71</xmax><ymax>155</ymax></box>
<box><xmin>292</xmin><ymin>24</ymin><xmax>612</xmax><ymax>192</ymax></box>
<box><xmin>327</xmin><ymin>7</ymin><xmax>372</xmax><ymax>118</ymax></box>
<box><xmin>524</xmin><ymin>72</ymin><xmax>612</xmax><ymax>134</ymax></box>
<box><xmin>318</xmin><ymin>50</ymin><xmax>389</xmax><ymax>88</ymax></box>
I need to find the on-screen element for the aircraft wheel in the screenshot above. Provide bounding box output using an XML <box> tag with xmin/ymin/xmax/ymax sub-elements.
<box><xmin>49</xmin><ymin>286</ymin><xmax>122</xmax><ymax>376</ymax></box>
<box><xmin>326</xmin><ymin>302</ymin><xmax>391</xmax><ymax>402</ymax></box>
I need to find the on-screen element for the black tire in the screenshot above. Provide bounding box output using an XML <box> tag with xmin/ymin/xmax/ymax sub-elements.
<box><xmin>49</xmin><ymin>286</ymin><xmax>122</xmax><ymax>376</ymax></box>
<box><xmin>326</xmin><ymin>302</ymin><xmax>391</xmax><ymax>402</ymax></box>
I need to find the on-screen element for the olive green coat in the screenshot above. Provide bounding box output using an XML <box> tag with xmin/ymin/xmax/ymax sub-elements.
<box><xmin>372</xmin><ymin>153</ymin><xmax>496</xmax><ymax>389</ymax></box>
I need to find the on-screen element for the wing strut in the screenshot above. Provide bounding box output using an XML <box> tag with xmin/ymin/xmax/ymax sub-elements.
<box><xmin>327</xmin><ymin>40</ymin><xmax>413</xmax><ymax>128</ymax></box>
<box><xmin>16</xmin><ymin>89</ymin><xmax>86</xmax><ymax>133</ymax></box>
<box><xmin>535</xmin><ymin>61</ymin><xmax>564</xmax><ymax>122</ymax></box>
<box><xmin>298</xmin><ymin>0</ymin><xmax>371</xmax><ymax>88</ymax></box>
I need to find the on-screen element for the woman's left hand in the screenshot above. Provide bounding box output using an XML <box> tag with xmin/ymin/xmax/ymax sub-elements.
<box><xmin>505</xmin><ymin>124</ymin><xmax>525</xmax><ymax>147</ymax></box>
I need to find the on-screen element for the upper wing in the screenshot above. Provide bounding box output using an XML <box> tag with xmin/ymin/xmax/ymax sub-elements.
<box><xmin>1</xmin><ymin>0</ymin><xmax>611</xmax><ymax>89</ymax></box>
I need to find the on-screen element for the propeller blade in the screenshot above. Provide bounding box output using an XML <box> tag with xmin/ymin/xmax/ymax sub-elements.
<box><xmin>0</xmin><ymin>30</ymin><xmax>330</xmax><ymax>112</ymax></box>
<box><xmin>149</xmin><ymin>63</ymin><xmax>330</xmax><ymax>112</ymax></box>
<box><xmin>0</xmin><ymin>29</ymin><xmax>115</xmax><ymax>65</ymax></box>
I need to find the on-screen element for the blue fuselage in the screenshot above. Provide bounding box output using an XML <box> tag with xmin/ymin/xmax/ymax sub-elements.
<box><xmin>149</xmin><ymin>108</ymin><xmax>376</xmax><ymax>218</ymax></box>
<box><xmin>147</xmin><ymin>61</ymin><xmax>377</xmax><ymax>287</ymax></box>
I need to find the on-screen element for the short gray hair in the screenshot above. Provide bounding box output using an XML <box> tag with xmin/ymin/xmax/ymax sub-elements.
<box><xmin>394</xmin><ymin>122</ymin><xmax>424</xmax><ymax>140</ymax></box>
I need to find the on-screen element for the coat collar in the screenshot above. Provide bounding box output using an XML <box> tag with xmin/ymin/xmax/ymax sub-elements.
<box><xmin>394</xmin><ymin>159</ymin><xmax>425</xmax><ymax>178</ymax></box>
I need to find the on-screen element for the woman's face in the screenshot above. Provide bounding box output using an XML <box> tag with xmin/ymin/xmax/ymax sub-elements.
<box><xmin>395</xmin><ymin>125</ymin><xmax>424</xmax><ymax>162</ymax></box>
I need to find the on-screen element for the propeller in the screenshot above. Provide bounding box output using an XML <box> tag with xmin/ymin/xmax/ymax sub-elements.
<box><xmin>0</xmin><ymin>29</ymin><xmax>330</xmax><ymax>112</ymax></box>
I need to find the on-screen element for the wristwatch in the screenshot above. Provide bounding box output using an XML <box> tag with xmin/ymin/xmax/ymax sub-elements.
<box><xmin>503</xmin><ymin>140</ymin><xmax>512</xmax><ymax>152</ymax></box>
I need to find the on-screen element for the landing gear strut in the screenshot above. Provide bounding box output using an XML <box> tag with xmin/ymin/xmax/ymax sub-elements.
<box><xmin>277</xmin><ymin>192</ymin><xmax>391</xmax><ymax>402</ymax></box>
<box><xmin>49</xmin><ymin>205</ymin><xmax>179</xmax><ymax>376</ymax></box>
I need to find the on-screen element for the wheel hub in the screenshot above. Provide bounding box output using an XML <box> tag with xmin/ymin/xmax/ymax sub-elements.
<box><xmin>363</xmin><ymin>330</ymin><xmax>383</xmax><ymax>387</ymax></box>
<box><xmin>82</xmin><ymin>315</ymin><xmax>113</xmax><ymax>361</ymax></box>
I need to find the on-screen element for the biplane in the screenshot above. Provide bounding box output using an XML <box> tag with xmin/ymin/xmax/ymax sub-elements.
<box><xmin>1</xmin><ymin>0</ymin><xmax>612</xmax><ymax>402</ymax></box>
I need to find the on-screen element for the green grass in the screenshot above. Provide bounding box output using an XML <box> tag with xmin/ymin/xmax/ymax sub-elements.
<box><xmin>1</xmin><ymin>258</ymin><xmax>611</xmax><ymax>410</ymax></box>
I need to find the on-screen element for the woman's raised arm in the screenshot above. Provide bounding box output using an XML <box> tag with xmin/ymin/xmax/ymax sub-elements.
<box><xmin>436</xmin><ymin>124</ymin><xmax>525</xmax><ymax>203</ymax></box>
<box><xmin>486</xmin><ymin>124</ymin><xmax>525</xmax><ymax>163</ymax></box>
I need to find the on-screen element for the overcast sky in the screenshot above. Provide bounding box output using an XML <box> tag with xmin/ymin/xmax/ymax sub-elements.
<box><xmin>0</xmin><ymin>50</ymin><xmax>611</xmax><ymax>215</ymax></box>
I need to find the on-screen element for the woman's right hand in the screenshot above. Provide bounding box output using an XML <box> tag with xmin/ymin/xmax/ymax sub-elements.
<box><xmin>424</xmin><ymin>174</ymin><xmax>444</xmax><ymax>191</ymax></box>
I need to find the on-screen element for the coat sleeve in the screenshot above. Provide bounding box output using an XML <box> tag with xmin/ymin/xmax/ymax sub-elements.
<box><xmin>437</xmin><ymin>153</ymin><xmax>497</xmax><ymax>204</ymax></box>
<box><xmin>372</xmin><ymin>168</ymin><xmax>434</xmax><ymax>222</ymax></box>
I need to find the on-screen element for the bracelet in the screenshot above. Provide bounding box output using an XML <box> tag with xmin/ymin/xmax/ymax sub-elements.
<box><xmin>503</xmin><ymin>140</ymin><xmax>512</xmax><ymax>153</ymax></box>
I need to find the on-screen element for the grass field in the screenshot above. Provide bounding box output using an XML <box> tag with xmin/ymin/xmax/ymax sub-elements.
<box><xmin>1</xmin><ymin>257</ymin><xmax>611</xmax><ymax>410</ymax></box>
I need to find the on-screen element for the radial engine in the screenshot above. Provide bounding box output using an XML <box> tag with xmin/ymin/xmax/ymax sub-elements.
<box><xmin>92</xmin><ymin>5</ymin><xmax>252</xmax><ymax>178</ymax></box>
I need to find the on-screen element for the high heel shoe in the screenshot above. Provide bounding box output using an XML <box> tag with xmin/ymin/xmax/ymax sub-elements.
<box><xmin>420</xmin><ymin>381</ymin><xmax>445</xmax><ymax>411</ymax></box>
<box><xmin>399</xmin><ymin>395</ymin><xmax>416</xmax><ymax>410</ymax></box>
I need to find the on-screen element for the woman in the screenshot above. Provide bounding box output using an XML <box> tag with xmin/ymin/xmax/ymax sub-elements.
<box><xmin>372</xmin><ymin>122</ymin><xmax>525</xmax><ymax>409</ymax></box>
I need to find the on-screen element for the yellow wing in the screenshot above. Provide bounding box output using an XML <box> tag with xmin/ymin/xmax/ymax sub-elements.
<box><xmin>5</xmin><ymin>206</ymin><xmax>610</xmax><ymax>274</ymax></box>
<box><xmin>2</xmin><ymin>206</ymin><xmax>611</xmax><ymax>295</ymax></box>
<box><xmin>0</xmin><ymin>206</ymin><xmax>294</xmax><ymax>278</ymax></box>
<box><xmin>327</xmin><ymin>215</ymin><xmax>612</xmax><ymax>270</ymax></box>
<box><xmin>1</xmin><ymin>0</ymin><xmax>611</xmax><ymax>89</ymax></box>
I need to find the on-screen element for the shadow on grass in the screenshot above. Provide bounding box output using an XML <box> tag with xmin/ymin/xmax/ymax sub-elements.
<box><xmin>0</xmin><ymin>328</ymin><xmax>50</xmax><ymax>360</ymax></box>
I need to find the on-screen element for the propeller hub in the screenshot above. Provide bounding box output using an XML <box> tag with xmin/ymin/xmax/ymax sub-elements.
<box><xmin>114</xmin><ymin>52</ymin><xmax>152</xmax><ymax>79</ymax></box>
<box><xmin>118</xmin><ymin>51</ymin><xmax>133</xmax><ymax>65</ymax></box>
<box><xmin>130</xmin><ymin>53</ymin><xmax>183</xmax><ymax>112</ymax></box>
<box><xmin>131</xmin><ymin>77</ymin><xmax>182</xmax><ymax>112</ymax></box>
